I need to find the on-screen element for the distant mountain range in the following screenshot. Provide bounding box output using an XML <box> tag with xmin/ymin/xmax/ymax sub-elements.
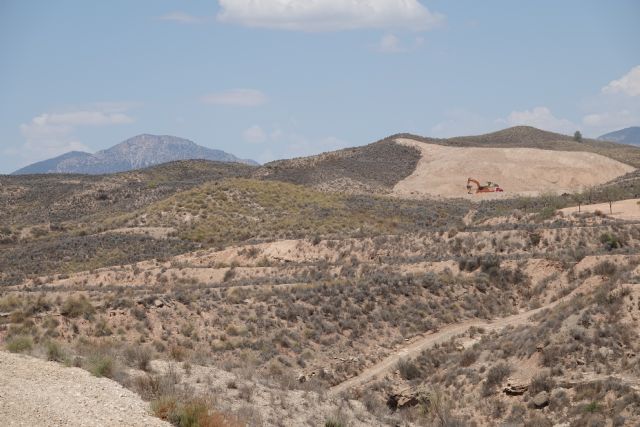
<box><xmin>598</xmin><ymin>127</ymin><xmax>640</xmax><ymax>147</ymax></box>
<box><xmin>12</xmin><ymin>134</ymin><xmax>258</xmax><ymax>175</ymax></box>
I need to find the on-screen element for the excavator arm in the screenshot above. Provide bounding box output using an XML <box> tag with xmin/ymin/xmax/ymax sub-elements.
<box><xmin>467</xmin><ymin>178</ymin><xmax>482</xmax><ymax>194</ymax></box>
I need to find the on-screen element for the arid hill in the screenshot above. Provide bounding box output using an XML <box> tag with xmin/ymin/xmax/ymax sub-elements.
<box><xmin>2</xmin><ymin>127</ymin><xmax>640</xmax><ymax>426</ymax></box>
<box><xmin>255</xmin><ymin>137</ymin><xmax>422</xmax><ymax>194</ymax></box>
<box><xmin>393</xmin><ymin>138</ymin><xmax>634</xmax><ymax>198</ymax></box>
<box><xmin>256</xmin><ymin>126</ymin><xmax>640</xmax><ymax>197</ymax></box>
<box><xmin>0</xmin><ymin>159</ymin><xmax>256</xmax><ymax>228</ymax></box>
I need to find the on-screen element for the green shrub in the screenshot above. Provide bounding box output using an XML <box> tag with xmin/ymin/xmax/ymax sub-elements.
<box><xmin>397</xmin><ymin>358</ymin><xmax>421</xmax><ymax>380</ymax></box>
<box><xmin>124</xmin><ymin>345</ymin><xmax>152</xmax><ymax>371</ymax></box>
<box><xmin>152</xmin><ymin>396</ymin><xmax>243</xmax><ymax>427</ymax></box>
<box><xmin>6</xmin><ymin>335</ymin><xmax>33</xmax><ymax>353</ymax></box>
<box><xmin>482</xmin><ymin>363</ymin><xmax>511</xmax><ymax>396</ymax></box>
<box><xmin>599</xmin><ymin>233</ymin><xmax>622</xmax><ymax>251</ymax></box>
<box><xmin>585</xmin><ymin>401</ymin><xmax>600</xmax><ymax>413</ymax></box>
<box><xmin>46</xmin><ymin>340</ymin><xmax>65</xmax><ymax>362</ymax></box>
<box><xmin>536</xmin><ymin>206</ymin><xmax>556</xmax><ymax>221</ymax></box>
<box><xmin>151</xmin><ymin>396</ymin><xmax>178</xmax><ymax>421</ymax></box>
<box><xmin>87</xmin><ymin>355</ymin><xmax>114</xmax><ymax>378</ymax></box>
<box><xmin>529</xmin><ymin>232</ymin><xmax>541</xmax><ymax>246</ymax></box>
<box><xmin>60</xmin><ymin>295</ymin><xmax>95</xmax><ymax>319</ymax></box>
<box><xmin>592</xmin><ymin>260</ymin><xmax>617</xmax><ymax>277</ymax></box>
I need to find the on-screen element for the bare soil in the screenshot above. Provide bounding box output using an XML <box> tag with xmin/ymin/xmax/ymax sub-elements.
<box><xmin>0</xmin><ymin>351</ymin><xmax>168</xmax><ymax>427</ymax></box>
<box><xmin>560</xmin><ymin>198</ymin><xmax>640</xmax><ymax>221</ymax></box>
<box><xmin>393</xmin><ymin>138</ymin><xmax>635</xmax><ymax>198</ymax></box>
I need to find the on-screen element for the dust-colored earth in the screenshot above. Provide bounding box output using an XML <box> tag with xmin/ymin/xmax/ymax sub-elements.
<box><xmin>393</xmin><ymin>138</ymin><xmax>635</xmax><ymax>198</ymax></box>
<box><xmin>100</xmin><ymin>227</ymin><xmax>176</xmax><ymax>239</ymax></box>
<box><xmin>560</xmin><ymin>198</ymin><xmax>640</xmax><ymax>221</ymax></box>
<box><xmin>0</xmin><ymin>352</ymin><xmax>168</xmax><ymax>427</ymax></box>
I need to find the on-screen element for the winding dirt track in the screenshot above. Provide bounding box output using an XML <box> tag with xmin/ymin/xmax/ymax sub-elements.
<box><xmin>330</xmin><ymin>286</ymin><xmax>584</xmax><ymax>395</ymax></box>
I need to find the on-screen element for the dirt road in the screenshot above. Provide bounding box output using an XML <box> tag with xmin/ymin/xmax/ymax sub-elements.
<box><xmin>330</xmin><ymin>289</ymin><xmax>578</xmax><ymax>395</ymax></box>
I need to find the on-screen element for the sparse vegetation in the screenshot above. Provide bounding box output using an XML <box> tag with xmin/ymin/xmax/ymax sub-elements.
<box><xmin>6</xmin><ymin>335</ymin><xmax>33</xmax><ymax>353</ymax></box>
<box><xmin>2</xmin><ymin>145</ymin><xmax>640</xmax><ymax>426</ymax></box>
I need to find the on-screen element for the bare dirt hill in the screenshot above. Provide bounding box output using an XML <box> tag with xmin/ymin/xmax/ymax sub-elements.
<box><xmin>253</xmin><ymin>126</ymin><xmax>640</xmax><ymax>196</ymax></box>
<box><xmin>0</xmin><ymin>351</ymin><xmax>168</xmax><ymax>427</ymax></box>
<box><xmin>393</xmin><ymin>138</ymin><xmax>635</xmax><ymax>198</ymax></box>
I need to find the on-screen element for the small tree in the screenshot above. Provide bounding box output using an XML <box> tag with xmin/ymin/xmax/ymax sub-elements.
<box><xmin>573</xmin><ymin>130</ymin><xmax>583</xmax><ymax>142</ymax></box>
<box><xmin>573</xmin><ymin>191</ymin><xmax>585</xmax><ymax>213</ymax></box>
<box><xmin>586</xmin><ymin>186</ymin><xmax>594</xmax><ymax>204</ymax></box>
<box><xmin>602</xmin><ymin>186</ymin><xmax>624</xmax><ymax>214</ymax></box>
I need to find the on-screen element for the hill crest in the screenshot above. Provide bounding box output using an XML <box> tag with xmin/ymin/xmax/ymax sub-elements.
<box><xmin>258</xmin><ymin>126</ymin><xmax>640</xmax><ymax>196</ymax></box>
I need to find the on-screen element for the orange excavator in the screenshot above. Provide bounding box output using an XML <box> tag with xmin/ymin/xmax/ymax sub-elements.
<box><xmin>467</xmin><ymin>178</ymin><xmax>504</xmax><ymax>194</ymax></box>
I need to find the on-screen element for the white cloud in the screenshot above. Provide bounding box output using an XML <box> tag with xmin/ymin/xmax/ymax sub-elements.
<box><xmin>201</xmin><ymin>89</ymin><xmax>267</xmax><ymax>107</ymax></box>
<box><xmin>17</xmin><ymin>107</ymin><xmax>135</xmax><ymax>164</ymax></box>
<box><xmin>157</xmin><ymin>12</ymin><xmax>203</xmax><ymax>24</ymax></box>
<box><xmin>378</xmin><ymin>34</ymin><xmax>403</xmax><ymax>53</ymax></box>
<box><xmin>583</xmin><ymin>110</ymin><xmax>638</xmax><ymax>129</ymax></box>
<box><xmin>243</xmin><ymin>125</ymin><xmax>267</xmax><ymax>144</ymax></box>
<box><xmin>242</xmin><ymin>123</ymin><xmax>348</xmax><ymax>160</ymax></box>
<box><xmin>376</xmin><ymin>33</ymin><xmax>426</xmax><ymax>54</ymax></box>
<box><xmin>26</xmin><ymin>111</ymin><xmax>132</xmax><ymax>129</ymax></box>
<box><xmin>217</xmin><ymin>0</ymin><xmax>444</xmax><ymax>32</ymax></box>
<box><xmin>499</xmin><ymin>107</ymin><xmax>577</xmax><ymax>135</ymax></box>
<box><xmin>602</xmin><ymin>65</ymin><xmax>640</xmax><ymax>97</ymax></box>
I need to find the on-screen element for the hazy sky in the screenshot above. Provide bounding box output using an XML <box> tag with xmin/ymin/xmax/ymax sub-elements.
<box><xmin>1</xmin><ymin>0</ymin><xmax>639</xmax><ymax>172</ymax></box>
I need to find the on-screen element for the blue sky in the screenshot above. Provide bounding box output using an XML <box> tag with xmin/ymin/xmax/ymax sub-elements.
<box><xmin>1</xmin><ymin>0</ymin><xmax>639</xmax><ymax>173</ymax></box>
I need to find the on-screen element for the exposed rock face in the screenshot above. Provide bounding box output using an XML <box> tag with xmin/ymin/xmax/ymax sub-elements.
<box><xmin>504</xmin><ymin>382</ymin><xmax>528</xmax><ymax>396</ymax></box>
<box><xmin>13</xmin><ymin>134</ymin><xmax>258</xmax><ymax>175</ymax></box>
<box><xmin>387</xmin><ymin>386</ymin><xmax>429</xmax><ymax>410</ymax></box>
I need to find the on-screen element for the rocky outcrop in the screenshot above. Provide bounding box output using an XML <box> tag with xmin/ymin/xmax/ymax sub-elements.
<box><xmin>387</xmin><ymin>386</ymin><xmax>430</xmax><ymax>410</ymax></box>
<box><xmin>503</xmin><ymin>382</ymin><xmax>528</xmax><ymax>396</ymax></box>
<box><xmin>532</xmin><ymin>391</ymin><xmax>550</xmax><ymax>409</ymax></box>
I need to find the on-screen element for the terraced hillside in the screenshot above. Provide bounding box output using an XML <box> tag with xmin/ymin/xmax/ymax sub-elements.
<box><xmin>0</xmin><ymin>161</ymin><xmax>256</xmax><ymax>285</ymax></box>
<box><xmin>3</xmin><ymin>179</ymin><xmax>640</xmax><ymax>424</ymax></box>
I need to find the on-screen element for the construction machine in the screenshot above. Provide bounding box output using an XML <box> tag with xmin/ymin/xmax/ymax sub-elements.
<box><xmin>467</xmin><ymin>178</ymin><xmax>504</xmax><ymax>194</ymax></box>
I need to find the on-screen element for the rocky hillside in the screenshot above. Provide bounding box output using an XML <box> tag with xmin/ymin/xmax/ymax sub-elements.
<box><xmin>599</xmin><ymin>126</ymin><xmax>640</xmax><ymax>147</ymax></box>
<box><xmin>12</xmin><ymin>134</ymin><xmax>258</xmax><ymax>175</ymax></box>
